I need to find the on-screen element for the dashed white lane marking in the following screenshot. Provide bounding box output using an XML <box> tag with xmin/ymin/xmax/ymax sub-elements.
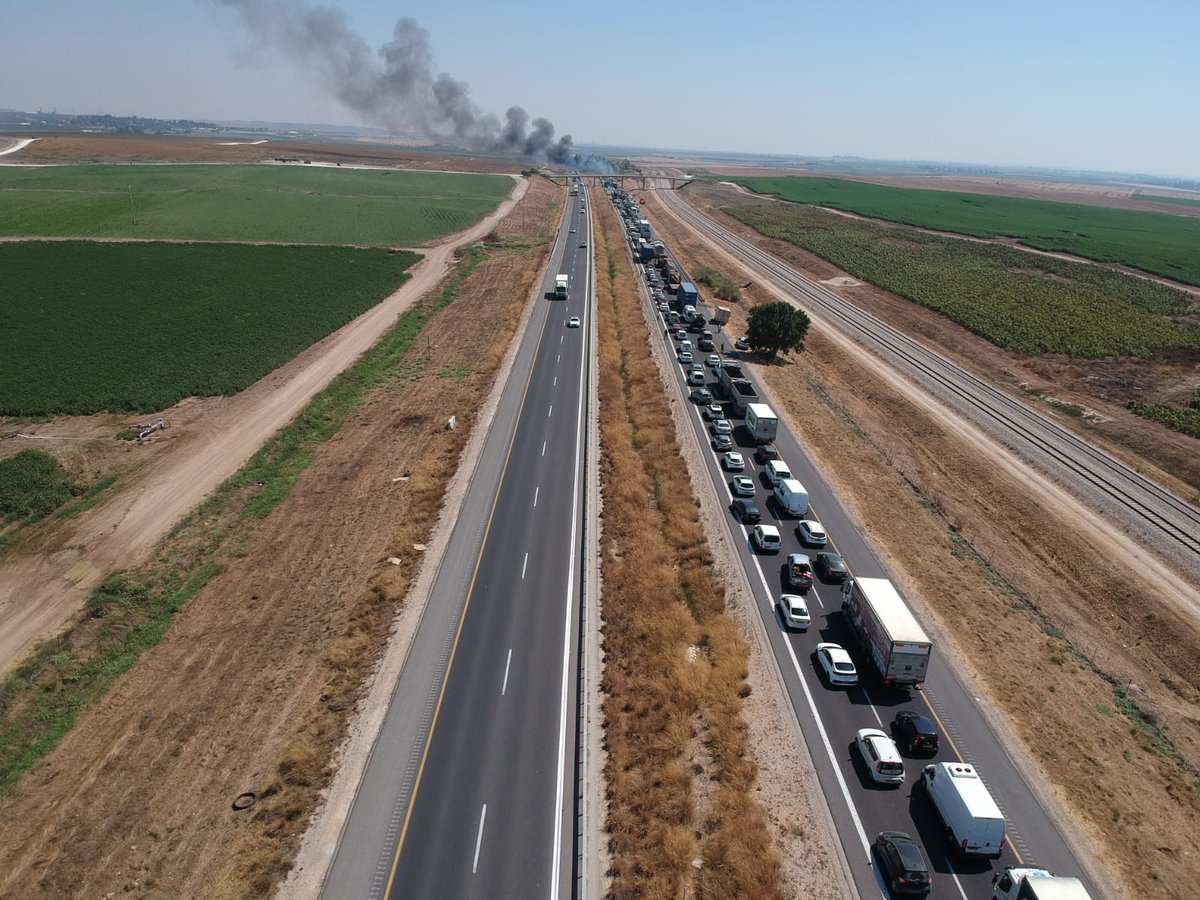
<box><xmin>473</xmin><ymin>804</ymin><xmax>487</xmax><ymax>874</ymax></box>
<box><xmin>522</xmin><ymin>553</ymin><xmax>529</xmax><ymax>580</ymax></box>
<box><xmin>534</xmin><ymin>486</ymin><xmax>539</xmax><ymax>507</ymax></box>
<box><xmin>502</xmin><ymin>649</ymin><xmax>513</xmax><ymax>696</ymax></box>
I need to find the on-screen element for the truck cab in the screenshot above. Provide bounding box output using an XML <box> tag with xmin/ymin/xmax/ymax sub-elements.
<box><xmin>992</xmin><ymin>867</ymin><xmax>1093</xmax><ymax>900</ymax></box>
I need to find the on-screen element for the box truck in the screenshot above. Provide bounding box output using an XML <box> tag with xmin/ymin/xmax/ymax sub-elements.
<box><xmin>921</xmin><ymin>762</ymin><xmax>1006</xmax><ymax>858</ymax></box>
<box><xmin>554</xmin><ymin>274</ymin><xmax>569</xmax><ymax>299</ymax></box>
<box><xmin>840</xmin><ymin>577</ymin><xmax>932</xmax><ymax>686</ymax></box>
<box><xmin>744</xmin><ymin>403</ymin><xmax>778</xmax><ymax>444</ymax></box>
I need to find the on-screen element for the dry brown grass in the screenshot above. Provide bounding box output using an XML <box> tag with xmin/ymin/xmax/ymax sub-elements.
<box><xmin>593</xmin><ymin>187</ymin><xmax>784</xmax><ymax>900</ymax></box>
<box><xmin>646</xmin><ymin>186</ymin><xmax>1200</xmax><ymax>900</ymax></box>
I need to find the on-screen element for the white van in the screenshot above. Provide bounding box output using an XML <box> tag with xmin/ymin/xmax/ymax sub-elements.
<box><xmin>764</xmin><ymin>459</ymin><xmax>792</xmax><ymax>486</ymax></box>
<box><xmin>678</xmin><ymin>340</ymin><xmax>693</xmax><ymax>355</ymax></box>
<box><xmin>774</xmin><ymin>478</ymin><xmax>809</xmax><ymax>517</ymax></box>
<box><xmin>752</xmin><ymin>524</ymin><xmax>782</xmax><ymax>553</ymax></box>
<box><xmin>921</xmin><ymin>762</ymin><xmax>1007</xmax><ymax>858</ymax></box>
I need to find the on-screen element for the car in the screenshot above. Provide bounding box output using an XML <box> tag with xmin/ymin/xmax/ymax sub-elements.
<box><xmin>730</xmin><ymin>476</ymin><xmax>755</xmax><ymax>497</ymax></box>
<box><xmin>711</xmin><ymin>433</ymin><xmax>734</xmax><ymax>451</ymax></box>
<box><xmin>688</xmin><ymin>370</ymin><xmax>706</xmax><ymax>386</ymax></box>
<box><xmin>702</xmin><ymin>405</ymin><xmax>722</xmax><ymax>421</ymax></box>
<box><xmin>814</xmin><ymin>552</ymin><xmax>848</xmax><ymax>582</ymax></box>
<box><xmin>891</xmin><ymin>711</ymin><xmax>940</xmax><ymax>755</ymax></box>
<box><xmin>816</xmin><ymin>642</ymin><xmax>858</xmax><ymax>686</ymax></box>
<box><xmin>777</xmin><ymin>594</ymin><xmax>811</xmax><ymax>631</ymax></box>
<box><xmin>752</xmin><ymin>523</ymin><xmax>781</xmax><ymax>552</ymax></box>
<box><xmin>569</xmin><ymin>227</ymin><xmax>577</xmax><ymax>233</ymax></box>
<box><xmin>723</xmin><ymin>451</ymin><xmax>745</xmax><ymax>472</ymax></box>
<box><xmin>856</xmin><ymin>728</ymin><xmax>905</xmax><ymax>785</ymax></box>
<box><xmin>796</xmin><ymin>520</ymin><xmax>828</xmax><ymax>547</ymax></box>
<box><xmin>735</xmin><ymin>336</ymin><xmax>750</xmax><ymax>351</ymax></box>
<box><xmin>710</xmin><ymin>419</ymin><xmax>732</xmax><ymax>436</ymax></box>
<box><xmin>732</xmin><ymin>498</ymin><xmax>761</xmax><ymax>523</ymax></box>
<box><xmin>567</xmin><ymin>316</ymin><xmax>580</xmax><ymax>328</ymax></box>
<box><xmin>705</xmin><ymin>354</ymin><xmax>722</xmax><ymax>368</ymax></box>
<box><xmin>755</xmin><ymin>443</ymin><xmax>781</xmax><ymax>464</ymax></box>
<box><xmin>690</xmin><ymin>363</ymin><xmax>705</xmax><ymax>375</ymax></box>
<box><xmin>691</xmin><ymin>387</ymin><xmax>713</xmax><ymax>404</ymax></box>
<box><xmin>678</xmin><ymin>351</ymin><xmax>693</xmax><ymax>364</ymax></box>
<box><xmin>579</xmin><ymin>241</ymin><xmax>588</xmax><ymax>248</ymax></box>
<box><xmin>872</xmin><ymin>832</ymin><xmax>931</xmax><ymax>896</ymax></box>
<box><xmin>673</xmin><ymin>330</ymin><xmax>688</xmax><ymax>341</ymax></box>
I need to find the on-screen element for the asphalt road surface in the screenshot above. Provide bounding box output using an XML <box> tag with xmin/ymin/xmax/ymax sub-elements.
<box><xmin>617</xmin><ymin>189</ymin><xmax>1100</xmax><ymax>900</ymax></box>
<box><xmin>322</xmin><ymin>187</ymin><xmax>593</xmax><ymax>900</ymax></box>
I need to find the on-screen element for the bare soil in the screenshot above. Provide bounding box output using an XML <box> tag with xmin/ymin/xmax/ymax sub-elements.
<box><xmin>0</xmin><ymin>177</ymin><xmax>526</xmax><ymax>677</ymax></box>
<box><xmin>6</xmin><ymin>133</ymin><xmax>522</xmax><ymax>174</ymax></box>
<box><xmin>645</xmin><ymin>185</ymin><xmax>1200</xmax><ymax>899</ymax></box>
<box><xmin>0</xmin><ymin>177</ymin><xmax>559</xmax><ymax>898</ymax></box>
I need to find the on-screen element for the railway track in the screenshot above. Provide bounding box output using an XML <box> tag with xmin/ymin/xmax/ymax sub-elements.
<box><xmin>657</xmin><ymin>185</ymin><xmax>1200</xmax><ymax>577</ymax></box>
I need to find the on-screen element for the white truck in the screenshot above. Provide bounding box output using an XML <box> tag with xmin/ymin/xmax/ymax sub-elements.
<box><xmin>921</xmin><ymin>762</ymin><xmax>1006</xmax><ymax>858</ymax></box>
<box><xmin>555</xmin><ymin>274</ymin><xmax>569</xmax><ymax>300</ymax></box>
<box><xmin>744</xmin><ymin>402</ymin><xmax>778</xmax><ymax>444</ymax></box>
<box><xmin>840</xmin><ymin>577</ymin><xmax>932</xmax><ymax>686</ymax></box>
<box><xmin>712</xmin><ymin>306</ymin><xmax>731</xmax><ymax>326</ymax></box>
<box><xmin>992</xmin><ymin>867</ymin><xmax>1093</xmax><ymax>900</ymax></box>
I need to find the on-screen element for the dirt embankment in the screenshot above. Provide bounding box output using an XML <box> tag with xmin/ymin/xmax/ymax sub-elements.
<box><xmin>646</xmin><ymin>186</ymin><xmax>1200</xmax><ymax>899</ymax></box>
<box><xmin>0</xmin><ymin>178</ymin><xmax>560</xmax><ymax>898</ymax></box>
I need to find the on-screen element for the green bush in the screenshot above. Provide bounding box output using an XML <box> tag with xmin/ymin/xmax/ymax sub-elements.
<box><xmin>0</xmin><ymin>449</ymin><xmax>83</xmax><ymax>523</ymax></box>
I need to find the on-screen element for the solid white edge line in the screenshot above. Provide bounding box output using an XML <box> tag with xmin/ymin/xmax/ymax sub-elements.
<box><xmin>473</xmin><ymin>803</ymin><xmax>487</xmax><ymax>874</ymax></box>
<box><xmin>550</xmin><ymin>201</ymin><xmax>590</xmax><ymax>900</ymax></box>
<box><xmin>502</xmin><ymin>648</ymin><xmax>513</xmax><ymax>696</ymax></box>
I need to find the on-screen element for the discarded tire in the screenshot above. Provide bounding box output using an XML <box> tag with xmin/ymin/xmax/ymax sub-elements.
<box><xmin>232</xmin><ymin>792</ymin><xmax>257</xmax><ymax>811</ymax></box>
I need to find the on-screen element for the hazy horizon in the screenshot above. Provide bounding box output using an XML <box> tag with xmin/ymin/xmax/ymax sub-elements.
<box><xmin>2</xmin><ymin>0</ymin><xmax>1198</xmax><ymax>179</ymax></box>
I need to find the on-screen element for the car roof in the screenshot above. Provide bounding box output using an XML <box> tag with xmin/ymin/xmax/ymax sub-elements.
<box><xmin>780</xmin><ymin>594</ymin><xmax>808</xmax><ymax>609</ymax></box>
<box><xmin>757</xmin><ymin>524</ymin><xmax>780</xmax><ymax>536</ymax></box>
<box><xmin>819</xmin><ymin>643</ymin><xmax>852</xmax><ymax>663</ymax></box>
<box><xmin>800</xmin><ymin>519</ymin><xmax>825</xmax><ymax>530</ymax></box>
<box><xmin>898</xmin><ymin>710</ymin><xmax>937</xmax><ymax>729</ymax></box>
<box><xmin>857</xmin><ymin>727</ymin><xmax>889</xmax><ymax>741</ymax></box>
<box><xmin>884</xmin><ymin>834</ymin><xmax>926</xmax><ymax>869</ymax></box>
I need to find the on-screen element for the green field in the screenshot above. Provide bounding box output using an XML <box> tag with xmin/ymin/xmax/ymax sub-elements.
<box><xmin>0</xmin><ymin>241</ymin><xmax>420</xmax><ymax>415</ymax></box>
<box><xmin>0</xmin><ymin>165</ymin><xmax>511</xmax><ymax>245</ymax></box>
<box><xmin>726</xmin><ymin>176</ymin><xmax>1200</xmax><ymax>287</ymax></box>
<box><xmin>1133</xmin><ymin>192</ymin><xmax>1200</xmax><ymax>209</ymax></box>
<box><xmin>726</xmin><ymin>203</ymin><xmax>1200</xmax><ymax>359</ymax></box>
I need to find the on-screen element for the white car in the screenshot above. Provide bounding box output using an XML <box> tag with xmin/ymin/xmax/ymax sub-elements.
<box><xmin>816</xmin><ymin>642</ymin><xmax>858</xmax><ymax>686</ymax></box>
<box><xmin>731</xmin><ymin>475</ymin><xmax>755</xmax><ymax>497</ymax></box>
<box><xmin>678</xmin><ymin>351</ymin><xmax>693</xmax><ymax>364</ymax></box>
<box><xmin>705</xmin><ymin>404</ymin><xmax>725</xmax><ymax>420</ymax></box>
<box><xmin>855</xmin><ymin>728</ymin><xmax>905</xmax><ymax>786</ymax></box>
<box><xmin>705</xmin><ymin>354</ymin><xmax>722</xmax><ymax>367</ymax></box>
<box><xmin>567</xmin><ymin>316</ymin><xmax>580</xmax><ymax>328</ymax></box>
<box><xmin>712</xmin><ymin>433</ymin><xmax>733</xmax><ymax>451</ymax></box>
<box><xmin>796</xmin><ymin>520</ymin><xmax>828</xmax><ymax>547</ymax></box>
<box><xmin>723</xmin><ymin>451</ymin><xmax>745</xmax><ymax>472</ymax></box>
<box><xmin>710</xmin><ymin>419</ymin><xmax>732</xmax><ymax>436</ymax></box>
<box><xmin>752</xmin><ymin>524</ymin><xmax>782</xmax><ymax>553</ymax></box>
<box><xmin>674</xmin><ymin>330</ymin><xmax>688</xmax><ymax>341</ymax></box>
<box><xmin>777</xmin><ymin>594</ymin><xmax>811</xmax><ymax>631</ymax></box>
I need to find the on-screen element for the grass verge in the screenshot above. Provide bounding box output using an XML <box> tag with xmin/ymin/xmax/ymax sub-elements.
<box><xmin>1128</xmin><ymin>400</ymin><xmax>1200</xmax><ymax>439</ymax></box>
<box><xmin>0</xmin><ymin>448</ymin><xmax>83</xmax><ymax>524</ymax></box>
<box><xmin>693</xmin><ymin>264</ymin><xmax>742</xmax><ymax>302</ymax></box>
<box><xmin>593</xmin><ymin>187</ymin><xmax>784</xmax><ymax>898</ymax></box>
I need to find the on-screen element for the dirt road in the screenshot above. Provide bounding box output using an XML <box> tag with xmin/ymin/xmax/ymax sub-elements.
<box><xmin>0</xmin><ymin>176</ymin><xmax>526</xmax><ymax>676</ymax></box>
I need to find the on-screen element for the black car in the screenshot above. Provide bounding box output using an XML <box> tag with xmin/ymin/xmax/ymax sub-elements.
<box><xmin>891</xmin><ymin>711</ymin><xmax>940</xmax><ymax>755</ymax></box>
<box><xmin>872</xmin><ymin>832</ymin><xmax>931</xmax><ymax>896</ymax></box>
<box><xmin>814</xmin><ymin>552</ymin><xmax>848</xmax><ymax>582</ymax></box>
<box><xmin>732</xmin><ymin>499</ymin><xmax>761</xmax><ymax>524</ymax></box>
<box><xmin>755</xmin><ymin>443</ymin><xmax>781</xmax><ymax>464</ymax></box>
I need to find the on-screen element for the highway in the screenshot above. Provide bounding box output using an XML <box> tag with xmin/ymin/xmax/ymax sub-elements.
<box><xmin>656</xmin><ymin>184</ymin><xmax>1200</xmax><ymax>580</ymax></box>
<box><xmin>610</xmin><ymin>186</ymin><xmax>1101</xmax><ymax>899</ymax></box>
<box><xmin>321</xmin><ymin>186</ymin><xmax>594</xmax><ymax>899</ymax></box>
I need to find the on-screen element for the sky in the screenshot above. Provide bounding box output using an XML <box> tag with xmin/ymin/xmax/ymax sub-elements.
<box><xmin>2</xmin><ymin>0</ymin><xmax>1198</xmax><ymax>177</ymax></box>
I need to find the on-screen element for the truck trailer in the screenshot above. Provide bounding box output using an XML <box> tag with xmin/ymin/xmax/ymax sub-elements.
<box><xmin>744</xmin><ymin>403</ymin><xmax>779</xmax><ymax>444</ymax></box>
<box><xmin>555</xmin><ymin>274</ymin><xmax>569</xmax><ymax>299</ymax></box>
<box><xmin>992</xmin><ymin>867</ymin><xmax>1093</xmax><ymax>900</ymax></box>
<box><xmin>840</xmin><ymin>577</ymin><xmax>932</xmax><ymax>686</ymax></box>
<box><xmin>711</xmin><ymin>306</ymin><xmax>731</xmax><ymax>326</ymax></box>
<box><xmin>677</xmin><ymin>281</ymin><xmax>699</xmax><ymax>305</ymax></box>
<box><xmin>921</xmin><ymin>762</ymin><xmax>1006</xmax><ymax>858</ymax></box>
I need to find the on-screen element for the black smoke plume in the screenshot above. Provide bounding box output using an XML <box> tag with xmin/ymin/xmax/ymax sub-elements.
<box><xmin>213</xmin><ymin>0</ymin><xmax>594</xmax><ymax>166</ymax></box>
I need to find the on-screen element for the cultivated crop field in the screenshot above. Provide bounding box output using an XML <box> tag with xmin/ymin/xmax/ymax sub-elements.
<box><xmin>0</xmin><ymin>164</ymin><xmax>511</xmax><ymax>245</ymax></box>
<box><xmin>0</xmin><ymin>241</ymin><xmax>419</xmax><ymax>415</ymax></box>
<box><xmin>727</xmin><ymin>203</ymin><xmax>1200</xmax><ymax>358</ymax></box>
<box><xmin>728</xmin><ymin>176</ymin><xmax>1200</xmax><ymax>287</ymax></box>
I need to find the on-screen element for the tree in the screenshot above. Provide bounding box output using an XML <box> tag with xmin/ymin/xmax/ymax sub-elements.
<box><xmin>746</xmin><ymin>301</ymin><xmax>811</xmax><ymax>359</ymax></box>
